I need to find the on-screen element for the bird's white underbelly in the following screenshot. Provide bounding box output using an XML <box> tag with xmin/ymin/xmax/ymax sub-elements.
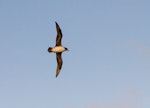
<box><xmin>52</xmin><ymin>46</ymin><xmax>65</xmax><ymax>53</ymax></box>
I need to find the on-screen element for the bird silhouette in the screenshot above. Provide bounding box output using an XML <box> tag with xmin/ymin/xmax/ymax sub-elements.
<box><xmin>48</xmin><ymin>22</ymin><xmax>68</xmax><ymax>77</ymax></box>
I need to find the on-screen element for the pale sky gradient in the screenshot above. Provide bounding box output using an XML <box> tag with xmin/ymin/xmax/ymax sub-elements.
<box><xmin>0</xmin><ymin>0</ymin><xmax>150</xmax><ymax>108</ymax></box>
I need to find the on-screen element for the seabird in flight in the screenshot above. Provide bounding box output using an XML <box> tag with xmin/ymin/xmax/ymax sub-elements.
<box><xmin>48</xmin><ymin>22</ymin><xmax>68</xmax><ymax>77</ymax></box>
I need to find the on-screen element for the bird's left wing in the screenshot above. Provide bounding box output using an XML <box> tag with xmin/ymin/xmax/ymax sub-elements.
<box><xmin>56</xmin><ymin>53</ymin><xmax>63</xmax><ymax>77</ymax></box>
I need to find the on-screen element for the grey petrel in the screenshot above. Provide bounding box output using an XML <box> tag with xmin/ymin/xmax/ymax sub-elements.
<box><xmin>48</xmin><ymin>22</ymin><xmax>68</xmax><ymax>77</ymax></box>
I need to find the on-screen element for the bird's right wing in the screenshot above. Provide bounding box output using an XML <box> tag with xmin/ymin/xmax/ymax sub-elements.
<box><xmin>55</xmin><ymin>22</ymin><xmax>63</xmax><ymax>46</ymax></box>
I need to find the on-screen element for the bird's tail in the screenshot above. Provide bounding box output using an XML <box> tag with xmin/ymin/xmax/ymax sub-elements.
<box><xmin>48</xmin><ymin>47</ymin><xmax>52</xmax><ymax>52</ymax></box>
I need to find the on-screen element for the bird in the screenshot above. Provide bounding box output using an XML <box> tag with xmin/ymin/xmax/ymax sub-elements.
<box><xmin>48</xmin><ymin>22</ymin><xmax>68</xmax><ymax>77</ymax></box>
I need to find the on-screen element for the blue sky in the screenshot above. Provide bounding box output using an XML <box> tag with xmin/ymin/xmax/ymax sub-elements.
<box><xmin>0</xmin><ymin>0</ymin><xmax>150</xmax><ymax>108</ymax></box>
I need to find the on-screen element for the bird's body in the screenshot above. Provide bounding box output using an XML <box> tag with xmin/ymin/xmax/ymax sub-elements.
<box><xmin>48</xmin><ymin>22</ymin><xmax>68</xmax><ymax>77</ymax></box>
<box><xmin>49</xmin><ymin>46</ymin><xmax>66</xmax><ymax>53</ymax></box>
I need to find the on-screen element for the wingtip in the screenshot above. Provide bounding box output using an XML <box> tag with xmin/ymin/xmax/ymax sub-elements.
<box><xmin>56</xmin><ymin>73</ymin><xmax>59</xmax><ymax>78</ymax></box>
<box><xmin>55</xmin><ymin>21</ymin><xmax>58</xmax><ymax>25</ymax></box>
<box><xmin>56</xmin><ymin>69</ymin><xmax>60</xmax><ymax>78</ymax></box>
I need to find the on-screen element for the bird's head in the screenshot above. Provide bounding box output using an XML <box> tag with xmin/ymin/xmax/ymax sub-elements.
<box><xmin>65</xmin><ymin>47</ymin><xmax>69</xmax><ymax>51</ymax></box>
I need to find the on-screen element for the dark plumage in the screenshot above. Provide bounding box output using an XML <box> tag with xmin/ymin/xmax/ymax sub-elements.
<box><xmin>48</xmin><ymin>22</ymin><xmax>68</xmax><ymax>77</ymax></box>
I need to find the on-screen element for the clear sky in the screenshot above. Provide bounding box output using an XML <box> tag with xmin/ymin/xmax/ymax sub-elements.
<box><xmin>0</xmin><ymin>0</ymin><xmax>150</xmax><ymax>108</ymax></box>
